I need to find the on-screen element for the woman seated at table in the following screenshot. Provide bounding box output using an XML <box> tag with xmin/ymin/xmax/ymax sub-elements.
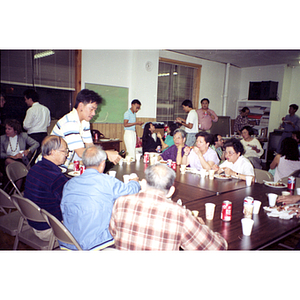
<box><xmin>0</xmin><ymin>119</ymin><xmax>39</xmax><ymax>167</ymax></box>
<box><xmin>269</xmin><ymin>137</ymin><xmax>300</xmax><ymax>182</ymax></box>
<box><xmin>240</xmin><ymin>126</ymin><xmax>264</xmax><ymax>169</ymax></box>
<box><xmin>158</xmin><ymin>129</ymin><xmax>187</xmax><ymax>165</ymax></box>
<box><xmin>213</xmin><ymin>138</ymin><xmax>254</xmax><ymax>181</ymax></box>
<box><xmin>157</xmin><ymin>122</ymin><xmax>178</xmax><ymax>152</ymax></box>
<box><xmin>142</xmin><ymin>122</ymin><xmax>162</xmax><ymax>154</ymax></box>
<box><xmin>181</xmin><ymin>132</ymin><xmax>219</xmax><ymax>171</ymax></box>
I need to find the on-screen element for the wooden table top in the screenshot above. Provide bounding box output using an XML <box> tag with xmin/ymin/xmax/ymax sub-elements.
<box><xmin>185</xmin><ymin>184</ymin><xmax>300</xmax><ymax>250</ymax></box>
<box><xmin>110</xmin><ymin>159</ymin><xmax>300</xmax><ymax>250</ymax></box>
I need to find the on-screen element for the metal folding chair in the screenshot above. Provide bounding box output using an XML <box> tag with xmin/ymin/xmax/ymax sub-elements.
<box><xmin>254</xmin><ymin>168</ymin><xmax>274</xmax><ymax>183</ymax></box>
<box><xmin>11</xmin><ymin>194</ymin><xmax>57</xmax><ymax>250</ymax></box>
<box><xmin>40</xmin><ymin>209</ymin><xmax>82</xmax><ymax>250</ymax></box>
<box><xmin>4</xmin><ymin>162</ymin><xmax>28</xmax><ymax>196</ymax></box>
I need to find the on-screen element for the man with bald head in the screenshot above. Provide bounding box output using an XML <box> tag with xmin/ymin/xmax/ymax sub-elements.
<box><xmin>24</xmin><ymin>135</ymin><xmax>69</xmax><ymax>241</ymax></box>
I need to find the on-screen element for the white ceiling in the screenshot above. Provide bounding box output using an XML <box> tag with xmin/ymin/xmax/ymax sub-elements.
<box><xmin>168</xmin><ymin>50</ymin><xmax>300</xmax><ymax>68</ymax></box>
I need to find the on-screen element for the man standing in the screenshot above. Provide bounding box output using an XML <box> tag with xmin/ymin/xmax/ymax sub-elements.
<box><xmin>109</xmin><ymin>164</ymin><xmax>228</xmax><ymax>250</ymax></box>
<box><xmin>51</xmin><ymin>89</ymin><xmax>120</xmax><ymax>166</ymax></box>
<box><xmin>123</xmin><ymin>99</ymin><xmax>143</xmax><ymax>158</ymax></box>
<box><xmin>24</xmin><ymin>135</ymin><xmax>69</xmax><ymax>241</ymax></box>
<box><xmin>23</xmin><ymin>89</ymin><xmax>51</xmax><ymax>153</ymax></box>
<box><xmin>196</xmin><ymin>98</ymin><xmax>218</xmax><ymax>132</ymax></box>
<box><xmin>175</xmin><ymin>99</ymin><xmax>198</xmax><ymax>147</ymax></box>
<box><xmin>60</xmin><ymin>145</ymin><xmax>140</xmax><ymax>250</ymax></box>
<box><xmin>277</xmin><ymin>104</ymin><xmax>300</xmax><ymax>152</ymax></box>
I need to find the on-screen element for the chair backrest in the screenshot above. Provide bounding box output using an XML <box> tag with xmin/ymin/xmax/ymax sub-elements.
<box><xmin>40</xmin><ymin>209</ymin><xmax>82</xmax><ymax>250</ymax></box>
<box><xmin>6</xmin><ymin>162</ymin><xmax>28</xmax><ymax>196</ymax></box>
<box><xmin>0</xmin><ymin>189</ymin><xmax>15</xmax><ymax>214</ymax></box>
<box><xmin>26</xmin><ymin>149</ymin><xmax>37</xmax><ymax>170</ymax></box>
<box><xmin>11</xmin><ymin>194</ymin><xmax>45</xmax><ymax>223</ymax></box>
<box><xmin>254</xmin><ymin>168</ymin><xmax>274</xmax><ymax>183</ymax></box>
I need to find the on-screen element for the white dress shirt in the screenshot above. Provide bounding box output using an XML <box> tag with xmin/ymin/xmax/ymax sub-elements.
<box><xmin>23</xmin><ymin>102</ymin><xmax>51</xmax><ymax>134</ymax></box>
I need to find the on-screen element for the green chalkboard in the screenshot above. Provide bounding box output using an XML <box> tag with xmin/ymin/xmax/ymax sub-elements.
<box><xmin>85</xmin><ymin>83</ymin><xmax>128</xmax><ymax>123</ymax></box>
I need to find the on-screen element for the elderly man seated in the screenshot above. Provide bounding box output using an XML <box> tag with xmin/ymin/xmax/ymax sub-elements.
<box><xmin>24</xmin><ymin>135</ymin><xmax>69</xmax><ymax>241</ymax></box>
<box><xmin>109</xmin><ymin>163</ymin><xmax>228</xmax><ymax>250</ymax></box>
<box><xmin>60</xmin><ymin>145</ymin><xmax>140</xmax><ymax>250</ymax></box>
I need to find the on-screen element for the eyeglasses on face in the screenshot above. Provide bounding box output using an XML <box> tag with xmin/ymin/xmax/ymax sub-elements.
<box><xmin>225</xmin><ymin>151</ymin><xmax>236</xmax><ymax>156</ymax></box>
<box><xmin>57</xmin><ymin>148</ymin><xmax>71</xmax><ymax>154</ymax></box>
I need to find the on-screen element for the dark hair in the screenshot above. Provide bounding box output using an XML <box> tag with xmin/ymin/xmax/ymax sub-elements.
<box><xmin>292</xmin><ymin>131</ymin><xmax>300</xmax><ymax>142</ymax></box>
<box><xmin>23</xmin><ymin>89</ymin><xmax>39</xmax><ymax>102</ymax></box>
<box><xmin>241</xmin><ymin>126</ymin><xmax>254</xmax><ymax>136</ymax></box>
<box><xmin>213</xmin><ymin>134</ymin><xmax>222</xmax><ymax>145</ymax></box>
<box><xmin>181</xmin><ymin>99</ymin><xmax>193</xmax><ymax>108</ymax></box>
<box><xmin>195</xmin><ymin>131</ymin><xmax>213</xmax><ymax>145</ymax></box>
<box><xmin>279</xmin><ymin>137</ymin><xmax>299</xmax><ymax>161</ymax></box>
<box><xmin>168</xmin><ymin>122</ymin><xmax>178</xmax><ymax>136</ymax></box>
<box><xmin>4</xmin><ymin>119</ymin><xmax>22</xmax><ymax>135</ymax></box>
<box><xmin>74</xmin><ymin>89</ymin><xmax>103</xmax><ymax>109</ymax></box>
<box><xmin>290</xmin><ymin>104</ymin><xmax>299</xmax><ymax>112</ymax></box>
<box><xmin>224</xmin><ymin>138</ymin><xmax>245</xmax><ymax>155</ymax></box>
<box><xmin>201</xmin><ymin>98</ymin><xmax>210</xmax><ymax>104</ymax></box>
<box><xmin>42</xmin><ymin>135</ymin><xmax>65</xmax><ymax>156</ymax></box>
<box><xmin>131</xmin><ymin>99</ymin><xmax>141</xmax><ymax>106</ymax></box>
<box><xmin>240</xmin><ymin>106</ymin><xmax>250</xmax><ymax>113</ymax></box>
<box><xmin>142</xmin><ymin>122</ymin><xmax>153</xmax><ymax>141</ymax></box>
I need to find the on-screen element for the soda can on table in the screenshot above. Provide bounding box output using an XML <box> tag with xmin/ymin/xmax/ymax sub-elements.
<box><xmin>288</xmin><ymin>176</ymin><xmax>295</xmax><ymax>190</ymax></box>
<box><xmin>144</xmin><ymin>152</ymin><xmax>149</xmax><ymax>164</ymax></box>
<box><xmin>74</xmin><ymin>160</ymin><xmax>80</xmax><ymax>171</ymax></box>
<box><xmin>80</xmin><ymin>165</ymin><xmax>86</xmax><ymax>175</ymax></box>
<box><xmin>171</xmin><ymin>161</ymin><xmax>177</xmax><ymax>171</ymax></box>
<box><xmin>166</xmin><ymin>159</ymin><xmax>172</xmax><ymax>167</ymax></box>
<box><xmin>221</xmin><ymin>200</ymin><xmax>232</xmax><ymax>221</ymax></box>
<box><xmin>94</xmin><ymin>133</ymin><xmax>98</xmax><ymax>140</ymax></box>
<box><xmin>157</xmin><ymin>146</ymin><xmax>161</xmax><ymax>153</ymax></box>
<box><xmin>243</xmin><ymin>196</ymin><xmax>254</xmax><ymax>206</ymax></box>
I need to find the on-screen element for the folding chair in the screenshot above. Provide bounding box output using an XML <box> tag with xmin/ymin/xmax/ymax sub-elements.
<box><xmin>40</xmin><ymin>209</ymin><xmax>82</xmax><ymax>250</ymax></box>
<box><xmin>4</xmin><ymin>162</ymin><xmax>28</xmax><ymax>196</ymax></box>
<box><xmin>0</xmin><ymin>189</ymin><xmax>28</xmax><ymax>237</ymax></box>
<box><xmin>11</xmin><ymin>194</ymin><xmax>57</xmax><ymax>250</ymax></box>
<box><xmin>254</xmin><ymin>168</ymin><xmax>274</xmax><ymax>183</ymax></box>
<box><xmin>26</xmin><ymin>149</ymin><xmax>37</xmax><ymax>170</ymax></box>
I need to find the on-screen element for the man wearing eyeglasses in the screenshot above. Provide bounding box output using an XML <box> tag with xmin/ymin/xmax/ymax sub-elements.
<box><xmin>24</xmin><ymin>135</ymin><xmax>69</xmax><ymax>242</ymax></box>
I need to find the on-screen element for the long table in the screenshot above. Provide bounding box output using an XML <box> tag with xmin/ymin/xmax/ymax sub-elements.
<box><xmin>110</xmin><ymin>159</ymin><xmax>300</xmax><ymax>250</ymax></box>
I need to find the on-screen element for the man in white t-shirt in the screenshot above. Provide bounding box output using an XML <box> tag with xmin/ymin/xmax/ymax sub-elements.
<box><xmin>175</xmin><ymin>99</ymin><xmax>198</xmax><ymax>147</ymax></box>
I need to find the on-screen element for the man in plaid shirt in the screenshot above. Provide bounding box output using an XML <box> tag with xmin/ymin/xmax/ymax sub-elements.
<box><xmin>109</xmin><ymin>164</ymin><xmax>227</xmax><ymax>250</ymax></box>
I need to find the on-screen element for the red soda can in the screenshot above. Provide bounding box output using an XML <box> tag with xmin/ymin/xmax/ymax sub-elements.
<box><xmin>288</xmin><ymin>176</ymin><xmax>295</xmax><ymax>190</ymax></box>
<box><xmin>243</xmin><ymin>196</ymin><xmax>254</xmax><ymax>206</ymax></box>
<box><xmin>94</xmin><ymin>133</ymin><xmax>98</xmax><ymax>140</ymax></box>
<box><xmin>144</xmin><ymin>152</ymin><xmax>149</xmax><ymax>164</ymax></box>
<box><xmin>171</xmin><ymin>161</ymin><xmax>177</xmax><ymax>171</ymax></box>
<box><xmin>80</xmin><ymin>166</ymin><xmax>86</xmax><ymax>175</ymax></box>
<box><xmin>167</xmin><ymin>159</ymin><xmax>172</xmax><ymax>167</ymax></box>
<box><xmin>74</xmin><ymin>160</ymin><xmax>80</xmax><ymax>171</ymax></box>
<box><xmin>221</xmin><ymin>200</ymin><xmax>232</xmax><ymax>221</ymax></box>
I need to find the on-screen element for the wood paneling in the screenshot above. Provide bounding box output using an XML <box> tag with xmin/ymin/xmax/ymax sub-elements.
<box><xmin>74</xmin><ymin>50</ymin><xmax>82</xmax><ymax>106</ymax></box>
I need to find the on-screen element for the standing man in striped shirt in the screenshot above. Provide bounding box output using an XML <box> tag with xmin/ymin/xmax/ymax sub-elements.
<box><xmin>123</xmin><ymin>99</ymin><xmax>143</xmax><ymax>159</ymax></box>
<box><xmin>51</xmin><ymin>89</ymin><xmax>121</xmax><ymax>166</ymax></box>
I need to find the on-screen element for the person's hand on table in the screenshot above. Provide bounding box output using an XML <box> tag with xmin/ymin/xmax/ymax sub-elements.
<box><xmin>287</xmin><ymin>206</ymin><xmax>300</xmax><ymax>217</ymax></box>
<box><xmin>223</xmin><ymin>167</ymin><xmax>235</xmax><ymax>176</ymax></box>
<box><xmin>277</xmin><ymin>195</ymin><xmax>300</xmax><ymax>205</ymax></box>
<box><xmin>106</xmin><ymin>150</ymin><xmax>121</xmax><ymax>164</ymax></box>
<box><xmin>212</xmin><ymin>164</ymin><xmax>219</xmax><ymax>172</ymax></box>
<box><xmin>129</xmin><ymin>177</ymin><xmax>139</xmax><ymax>182</ymax></box>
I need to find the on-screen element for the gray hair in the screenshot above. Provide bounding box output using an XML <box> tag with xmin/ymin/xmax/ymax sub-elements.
<box><xmin>173</xmin><ymin>128</ymin><xmax>186</xmax><ymax>139</ymax></box>
<box><xmin>82</xmin><ymin>145</ymin><xmax>107</xmax><ymax>167</ymax></box>
<box><xmin>145</xmin><ymin>164</ymin><xmax>176</xmax><ymax>194</ymax></box>
<box><xmin>42</xmin><ymin>135</ymin><xmax>66</xmax><ymax>156</ymax></box>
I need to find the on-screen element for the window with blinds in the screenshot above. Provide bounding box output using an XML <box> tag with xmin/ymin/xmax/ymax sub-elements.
<box><xmin>156</xmin><ymin>59</ymin><xmax>201</xmax><ymax>122</ymax></box>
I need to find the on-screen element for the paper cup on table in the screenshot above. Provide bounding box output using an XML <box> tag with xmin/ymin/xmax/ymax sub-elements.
<box><xmin>208</xmin><ymin>170</ymin><xmax>215</xmax><ymax>179</ymax></box>
<box><xmin>123</xmin><ymin>174</ymin><xmax>130</xmax><ymax>184</ymax></box>
<box><xmin>241</xmin><ymin>218</ymin><xmax>254</xmax><ymax>236</ymax></box>
<box><xmin>191</xmin><ymin>210</ymin><xmax>199</xmax><ymax>217</ymax></box>
<box><xmin>118</xmin><ymin>158</ymin><xmax>123</xmax><ymax>165</ymax></box>
<box><xmin>296</xmin><ymin>188</ymin><xmax>300</xmax><ymax>195</ymax></box>
<box><xmin>129</xmin><ymin>173</ymin><xmax>138</xmax><ymax>180</ymax></box>
<box><xmin>125</xmin><ymin>156</ymin><xmax>132</xmax><ymax>163</ymax></box>
<box><xmin>205</xmin><ymin>203</ymin><xmax>216</xmax><ymax>220</ymax></box>
<box><xmin>245</xmin><ymin>176</ymin><xmax>252</xmax><ymax>186</ymax></box>
<box><xmin>268</xmin><ymin>193</ymin><xmax>278</xmax><ymax>207</ymax></box>
<box><xmin>253</xmin><ymin>200</ymin><xmax>261</xmax><ymax>214</ymax></box>
<box><xmin>180</xmin><ymin>165</ymin><xmax>186</xmax><ymax>174</ymax></box>
<box><xmin>200</xmin><ymin>169</ymin><xmax>206</xmax><ymax>178</ymax></box>
<box><xmin>108</xmin><ymin>171</ymin><xmax>116</xmax><ymax>177</ymax></box>
<box><xmin>136</xmin><ymin>153</ymin><xmax>142</xmax><ymax>161</ymax></box>
<box><xmin>281</xmin><ymin>191</ymin><xmax>290</xmax><ymax>196</ymax></box>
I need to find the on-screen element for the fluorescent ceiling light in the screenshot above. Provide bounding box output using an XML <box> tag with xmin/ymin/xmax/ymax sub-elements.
<box><xmin>34</xmin><ymin>50</ymin><xmax>55</xmax><ymax>59</ymax></box>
